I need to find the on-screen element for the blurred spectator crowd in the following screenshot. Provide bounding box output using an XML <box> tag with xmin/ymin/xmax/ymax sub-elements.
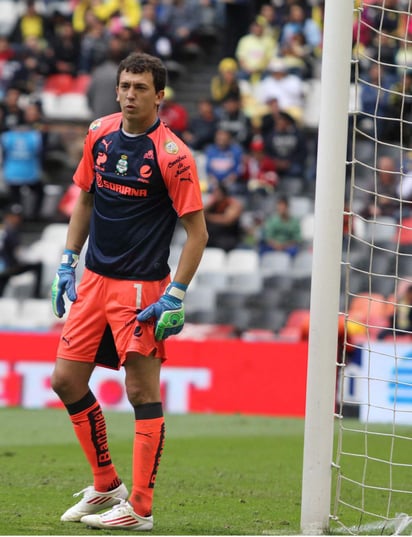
<box><xmin>0</xmin><ymin>0</ymin><xmax>411</xmax><ymax>339</ymax></box>
<box><xmin>0</xmin><ymin>0</ymin><xmax>326</xmax><ymax>233</ymax></box>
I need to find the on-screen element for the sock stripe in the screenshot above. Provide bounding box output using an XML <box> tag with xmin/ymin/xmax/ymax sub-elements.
<box><xmin>133</xmin><ymin>402</ymin><xmax>163</xmax><ymax>420</ymax></box>
<box><xmin>66</xmin><ymin>390</ymin><xmax>97</xmax><ymax>416</ymax></box>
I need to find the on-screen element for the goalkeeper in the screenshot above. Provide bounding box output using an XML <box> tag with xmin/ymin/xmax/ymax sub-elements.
<box><xmin>50</xmin><ymin>52</ymin><xmax>208</xmax><ymax>532</ymax></box>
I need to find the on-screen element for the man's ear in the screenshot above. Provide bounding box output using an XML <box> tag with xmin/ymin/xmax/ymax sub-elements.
<box><xmin>156</xmin><ymin>89</ymin><xmax>165</xmax><ymax>107</ymax></box>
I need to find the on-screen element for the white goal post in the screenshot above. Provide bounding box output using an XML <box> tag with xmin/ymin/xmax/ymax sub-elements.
<box><xmin>300</xmin><ymin>0</ymin><xmax>354</xmax><ymax>533</ymax></box>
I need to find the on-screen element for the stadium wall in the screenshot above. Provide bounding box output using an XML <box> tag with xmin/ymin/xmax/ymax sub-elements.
<box><xmin>0</xmin><ymin>332</ymin><xmax>308</xmax><ymax>416</ymax></box>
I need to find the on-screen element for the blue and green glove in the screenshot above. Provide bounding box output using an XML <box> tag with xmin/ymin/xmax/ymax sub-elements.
<box><xmin>51</xmin><ymin>249</ymin><xmax>79</xmax><ymax>318</ymax></box>
<box><xmin>137</xmin><ymin>282</ymin><xmax>187</xmax><ymax>340</ymax></box>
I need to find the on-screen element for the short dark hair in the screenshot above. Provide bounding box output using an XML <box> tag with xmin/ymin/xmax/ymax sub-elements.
<box><xmin>117</xmin><ymin>52</ymin><xmax>167</xmax><ymax>93</ymax></box>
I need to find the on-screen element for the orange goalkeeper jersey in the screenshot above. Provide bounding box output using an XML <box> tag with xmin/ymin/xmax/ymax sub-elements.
<box><xmin>73</xmin><ymin>114</ymin><xmax>203</xmax><ymax>281</ymax></box>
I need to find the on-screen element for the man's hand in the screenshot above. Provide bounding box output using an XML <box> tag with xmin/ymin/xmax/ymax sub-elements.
<box><xmin>51</xmin><ymin>249</ymin><xmax>79</xmax><ymax>318</ymax></box>
<box><xmin>137</xmin><ymin>282</ymin><xmax>187</xmax><ymax>341</ymax></box>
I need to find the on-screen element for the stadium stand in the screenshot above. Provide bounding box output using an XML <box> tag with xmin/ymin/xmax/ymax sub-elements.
<box><xmin>1</xmin><ymin>0</ymin><xmax>387</xmax><ymax>340</ymax></box>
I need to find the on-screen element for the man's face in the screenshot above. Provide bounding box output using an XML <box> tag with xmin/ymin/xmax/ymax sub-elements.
<box><xmin>215</xmin><ymin>129</ymin><xmax>231</xmax><ymax>147</ymax></box>
<box><xmin>116</xmin><ymin>70</ymin><xmax>164</xmax><ymax>129</ymax></box>
<box><xmin>277</xmin><ymin>200</ymin><xmax>288</xmax><ymax>217</ymax></box>
<box><xmin>5</xmin><ymin>213</ymin><xmax>22</xmax><ymax>228</ymax></box>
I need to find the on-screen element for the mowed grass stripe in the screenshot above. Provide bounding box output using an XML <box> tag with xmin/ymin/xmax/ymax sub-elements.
<box><xmin>5</xmin><ymin>410</ymin><xmax>412</xmax><ymax>535</ymax></box>
<box><xmin>0</xmin><ymin>409</ymin><xmax>306</xmax><ymax>445</ymax></box>
<box><xmin>0</xmin><ymin>409</ymin><xmax>304</xmax><ymax>535</ymax></box>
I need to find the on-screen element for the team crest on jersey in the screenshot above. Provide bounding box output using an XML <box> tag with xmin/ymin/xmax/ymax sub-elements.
<box><xmin>90</xmin><ymin>120</ymin><xmax>101</xmax><ymax>131</ymax></box>
<box><xmin>116</xmin><ymin>154</ymin><xmax>128</xmax><ymax>175</ymax></box>
<box><xmin>164</xmin><ymin>140</ymin><xmax>179</xmax><ymax>154</ymax></box>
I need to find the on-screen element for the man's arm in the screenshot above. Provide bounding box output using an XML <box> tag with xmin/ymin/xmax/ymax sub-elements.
<box><xmin>173</xmin><ymin>209</ymin><xmax>209</xmax><ymax>286</ymax></box>
<box><xmin>65</xmin><ymin>189</ymin><xmax>94</xmax><ymax>253</ymax></box>
<box><xmin>136</xmin><ymin>209</ymin><xmax>208</xmax><ymax>340</ymax></box>
<box><xmin>51</xmin><ymin>189</ymin><xmax>93</xmax><ymax>318</ymax></box>
<box><xmin>205</xmin><ymin>198</ymin><xmax>243</xmax><ymax>226</ymax></box>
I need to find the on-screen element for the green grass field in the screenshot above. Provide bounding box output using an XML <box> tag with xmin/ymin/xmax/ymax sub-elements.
<box><xmin>2</xmin><ymin>409</ymin><xmax>412</xmax><ymax>536</ymax></box>
<box><xmin>0</xmin><ymin>409</ymin><xmax>305</xmax><ymax>536</ymax></box>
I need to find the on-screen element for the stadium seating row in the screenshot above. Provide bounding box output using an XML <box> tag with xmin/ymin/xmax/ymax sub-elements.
<box><xmin>41</xmin><ymin>74</ymin><xmax>93</xmax><ymax>121</ymax></box>
<box><xmin>0</xmin><ymin>297</ymin><xmax>62</xmax><ymax>330</ymax></box>
<box><xmin>4</xmin><ymin>219</ymin><xmax>410</xmax><ymax>336</ymax></box>
<box><xmin>0</xmin><ymin>293</ymin><xmax>311</xmax><ymax>342</ymax></box>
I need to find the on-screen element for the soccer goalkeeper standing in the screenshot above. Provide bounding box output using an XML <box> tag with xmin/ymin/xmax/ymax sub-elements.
<box><xmin>50</xmin><ymin>52</ymin><xmax>208</xmax><ymax>531</ymax></box>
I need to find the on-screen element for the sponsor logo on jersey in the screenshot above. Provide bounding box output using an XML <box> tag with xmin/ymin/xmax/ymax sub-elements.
<box><xmin>96</xmin><ymin>173</ymin><xmax>148</xmax><ymax>197</ymax></box>
<box><xmin>167</xmin><ymin>154</ymin><xmax>193</xmax><ymax>182</ymax></box>
<box><xmin>139</xmin><ymin>164</ymin><xmax>152</xmax><ymax>178</ymax></box>
<box><xmin>96</xmin><ymin>152</ymin><xmax>107</xmax><ymax>168</ymax></box>
<box><xmin>164</xmin><ymin>140</ymin><xmax>179</xmax><ymax>154</ymax></box>
<box><xmin>144</xmin><ymin>149</ymin><xmax>154</xmax><ymax>160</ymax></box>
<box><xmin>175</xmin><ymin>165</ymin><xmax>191</xmax><ymax>179</ymax></box>
<box><xmin>167</xmin><ymin>155</ymin><xmax>187</xmax><ymax>169</ymax></box>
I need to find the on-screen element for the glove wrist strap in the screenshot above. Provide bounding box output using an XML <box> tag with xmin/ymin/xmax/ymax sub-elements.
<box><xmin>166</xmin><ymin>282</ymin><xmax>187</xmax><ymax>301</ymax></box>
<box><xmin>61</xmin><ymin>249</ymin><xmax>79</xmax><ymax>268</ymax></box>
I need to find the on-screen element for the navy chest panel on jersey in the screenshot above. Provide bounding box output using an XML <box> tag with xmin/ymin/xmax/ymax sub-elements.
<box><xmin>86</xmin><ymin>127</ymin><xmax>177</xmax><ymax>280</ymax></box>
<box><xmin>92</xmin><ymin>130</ymin><xmax>165</xmax><ymax>199</ymax></box>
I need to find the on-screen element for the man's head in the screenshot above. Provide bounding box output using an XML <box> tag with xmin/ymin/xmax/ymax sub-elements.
<box><xmin>222</xmin><ymin>95</ymin><xmax>241</xmax><ymax>113</ymax></box>
<box><xmin>214</xmin><ymin>128</ymin><xmax>233</xmax><ymax>148</ymax></box>
<box><xmin>276</xmin><ymin>110</ymin><xmax>295</xmax><ymax>130</ymax></box>
<box><xmin>116</xmin><ymin>52</ymin><xmax>168</xmax><ymax>131</ymax></box>
<box><xmin>276</xmin><ymin>195</ymin><xmax>290</xmax><ymax>218</ymax></box>
<box><xmin>250</xmin><ymin>136</ymin><xmax>264</xmax><ymax>153</ymax></box>
<box><xmin>288</xmin><ymin>3</ymin><xmax>305</xmax><ymax>23</ymax></box>
<box><xmin>378</xmin><ymin>155</ymin><xmax>397</xmax><ymax>183</ymax></box>
<box><xmin>248</xmin><ymin>19</ymin><xmax>265</xmax><ymax>37</ymax></box>
<box><xmin>117</xmin><ymin>52</ymin><xmax>167</xmax><ymax>93</ymax></box>
<box><xmin>218</xmin><ymin>57</ymin><xmax>238</xmax><ymax>75</ymax></box>
<box><xmin>3</xmin><ymin>204</ymin><xmax>23</xmax><ymax>228</ymax></box>
<box><xmin>268</xmin><ymin>58</ymin><xmax>288</xmax><ymax>78</ymax></box>
<box><xmin>197</xmin><ymin>98</ymin><xmax>214</xmax><ymax>118</ymax></box>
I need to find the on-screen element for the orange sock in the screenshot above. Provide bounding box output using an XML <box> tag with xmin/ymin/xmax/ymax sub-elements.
<box><xmin>66</xmin><ymin>390</ymin><xmax>121</xmax><ymax>492</ymax></box>
<box><xmin>131</xmin><ymin>403</ymin><xmax>165</xmax><ymax>517</ymax></box>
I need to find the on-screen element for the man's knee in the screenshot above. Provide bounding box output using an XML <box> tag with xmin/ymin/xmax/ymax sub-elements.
<box><xmin>124</xmin><ymin>356</ymin><xmax>161</xmax><ymax>407</ymax></box>
<box><xmin>50</xmin><ymin>367</ymin><xmax>77</xmax><ymax>399</ymax></box>
<box><xmin>51</xmin><ymin>359</ymin><xmax>93</xmax><ymax>402</ymax></box>
<box><xmin>125</xmin><ymin>378</ymin><xmax>161</xmax><ymax>407</ymax></box>
<box><xmin>126</xmin><ymin>383</ymin><xmax>149</xmax><ymax>407</ymax></box>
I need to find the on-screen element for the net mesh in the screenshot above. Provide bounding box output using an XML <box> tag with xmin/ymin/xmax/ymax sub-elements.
<box><xmin>331</xmin><ymin>0</ymin><xmax>412</xmax><ymax>534</ymax></box>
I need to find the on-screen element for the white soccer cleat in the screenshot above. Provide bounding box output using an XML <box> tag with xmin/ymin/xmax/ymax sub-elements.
<box><xmin>80</xmin><ymin>500</ymin><xmax>154</xmax><ymax>531</ymax></box>
<box><xmin>60</xmin><ymin>483</ymin><xmax>129</xmax><ymax>522</ymax></box>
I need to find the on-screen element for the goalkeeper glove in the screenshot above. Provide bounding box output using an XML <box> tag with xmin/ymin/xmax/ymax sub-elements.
<box><xmin>51</xmin><ymin>249</ymin><xmax>79</xmax><ymax>318</ymax></box>
<box><xmin>137</xmin><ymin>281</ymin><xmax>187</xmax><ymax>341</ymax></box>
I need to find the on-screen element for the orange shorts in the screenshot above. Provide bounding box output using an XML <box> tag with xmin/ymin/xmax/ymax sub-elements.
<box><xmin>56</xmin><ymin>268</ymin><xmax>170</xmax><ymax>369</ymax></box>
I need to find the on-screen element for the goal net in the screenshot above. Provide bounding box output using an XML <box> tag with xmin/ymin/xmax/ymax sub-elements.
<box><xmin>331</xmin><ymin>0</ymin><xmax>412</xmax><ymax>534</ymax></box>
